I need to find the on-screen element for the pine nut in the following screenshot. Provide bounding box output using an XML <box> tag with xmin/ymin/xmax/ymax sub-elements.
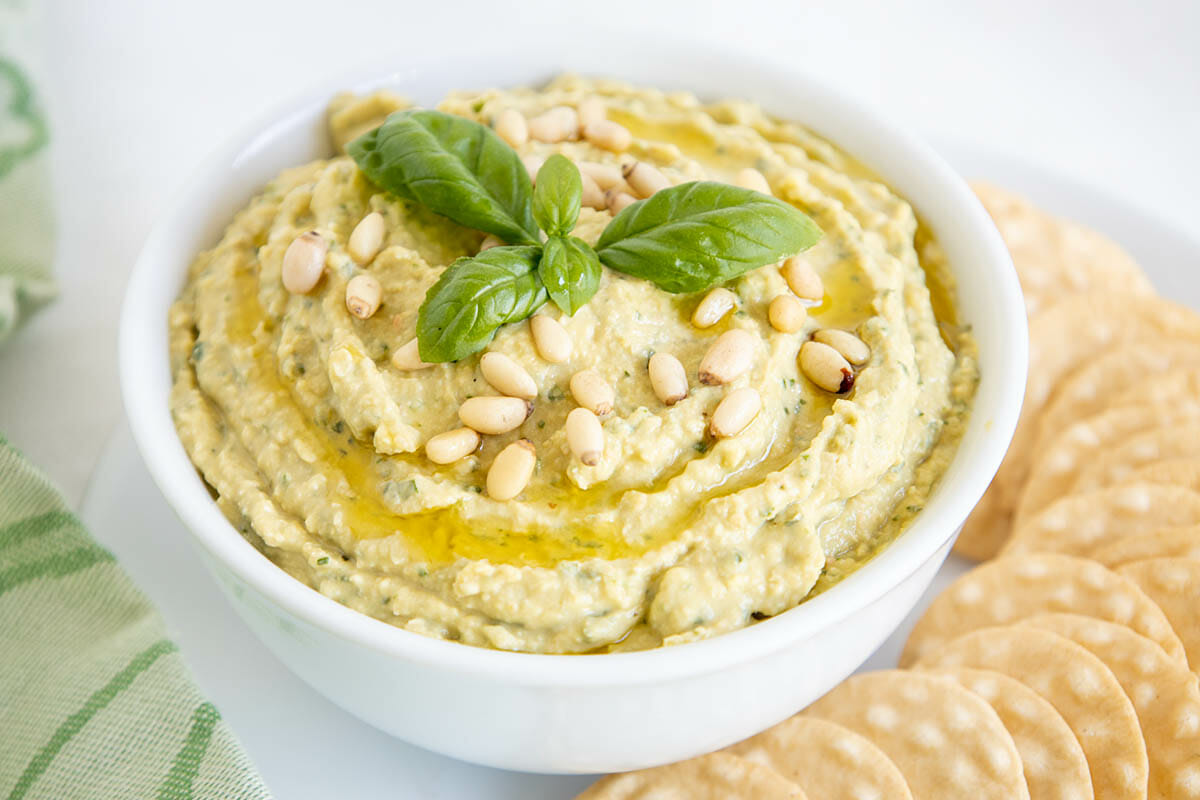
<box><xmin>799</xmin><ymin>340</ymin><xmax>855</xmax><ymax>393</ymax></box>
<box><xmin>648</xmin><ymin>352</ymin><xmax>688</xmax><ymax>406</ymax></box>
<box><xmin>583</xmin><ymin>120</ymin><xmax>632</xmax><ymax>153</ymax></box>
<box><xmin>579</xmin><ymin>162</ymin><xmax>623</xmax><ymax>190</ymax></box>
<box><xmin>691</xmin><ymin>288</ymin><xmax>738</xmax><ymax>328</ymax></box>
<box><xmin>345</xmin><ymin>274</ymin><xmax>382</xmax><ymax>319</ymax></box>
<box><xmin>565</xmin><ymin>407</ymin><xmax>604</xmax><ymax>466</ymax></box>
<box><xmin>622</xmin><ymin>161</ymin><xmax>670</xmax><ymax>197</ymax></box>
<box><xmin>768</xmin><ymin>294</ymin><xmax>806</xmax><ymax>333</ymax></box>
<box><xmin>580</xmin><ymin>172</ymin><xmax>606</xmax><ymax>210</ymax></box>
<box><xmin>698</xmin><ymin>329</ymin><xmax>756</xmax><ymax>385</ymax></box>
<box><xmin>570</xmin><ymin>369</ymin><xmax>614</xmax><ymax>416</ymax></box>
<box><xmin>347</xmin><ymin>212</ymin><xmax>386</xmax><ymax>263</ymax></box>
<box><xmin>487</xmin><ymin>439</ymin><xmax>536</xmax><ymax>500</ymax></box>
<box><xmin>813</xmin><ymin>329</ymin><xmax>870</xmax><ymax>366</ymax></box>
<box><xmin>494</xmin><ymin>109</ymin><xmax>528</xmax><ymax>149</ymax></box>
<box><xmin>710</xmin><ymin>387</ymin><xmax>762</xmax><ymax>438</ymax></box>
<box><xmin>522</xmin><ymin>155</ymin><xmax>545</xmax><ymax>182</ymax></box>
<box><xmin>281</xmin><ymin>231</ymin><xmax>328</xmax><ymax>294</ymax></box>
<box><xmin>577</xmin><ymin>97</ymin><xmax>606</xmax><ymax>129</ymax></box>
<box><xmin>480</xmin><ymin>352</ymin><xmax>537</xmax><ymax>400</ymax></box>
<box><xmin>528</xmin><ymin>106</ymin><xmax>579</xmax><ymax>143</ymax></box>
<box><xmin>479</xmin><ymin>234</ymin><xmax>503</xmax><ymax>252</ymax></box>
<box><xmin>458</xmin><ymin>396</ymin><xmax>532</xmax><ymax>435</ymax></box>
<box><xmin>530</xmin><ymin>315</ymin><xmax>571</xmax><ymax>363</ymax></box>
<box><xmin>781</xmin><ymin>255</ymin><xmax>823</xmax><ymax>302</ymax></box>
<box><xmin>734</xmin><ymin>167</ymin><xmax>772</xmax><ymax>195</ymax></box>
<box><xmin>391</xmin><ymin>338</ymin><xmax>434</xmax><ymax>371</ymax></box>
<box><xmin>606</xmin><ymin>189</ymin><xmax>637</xmax><ymax>214</ymax></box>
<box><xmin>425</xmin><ymin>427</ymin><xmax>481</xmax><ymax>464</ymax></box>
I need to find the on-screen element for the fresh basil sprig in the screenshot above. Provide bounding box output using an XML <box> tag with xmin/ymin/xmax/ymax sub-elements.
<box><xmin>350</xmin><ymin>109</ymin><xmax>822</xmax><ymax>363</ymax></box>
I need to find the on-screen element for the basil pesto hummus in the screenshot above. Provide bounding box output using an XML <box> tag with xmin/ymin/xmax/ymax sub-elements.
<box><xmin>168</xmin><ymin>75</ymin><xmax>978</xmax><ymax>653</ymax></box>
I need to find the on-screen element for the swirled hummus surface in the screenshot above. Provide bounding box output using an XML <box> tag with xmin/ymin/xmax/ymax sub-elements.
<box><xmin>168</xmin><ymin>76</ymin><xmax>978</xmax><ymax>653</ymax></box>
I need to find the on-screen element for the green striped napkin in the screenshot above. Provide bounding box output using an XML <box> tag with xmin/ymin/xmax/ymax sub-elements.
<box><xmin>0</xmin><ymin>436</ymin><xmax>274</xmax><ymax>799</ymax></box>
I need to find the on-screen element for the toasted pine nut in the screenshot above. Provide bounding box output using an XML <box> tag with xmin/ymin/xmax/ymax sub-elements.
<box><xmin>648</xmin><ymin>352</ymin><xmax>688</xmax><ymax>406</ymax></box>
<box><xmin>577</xmin><ymin>97</ymin><xmax>606</xmax><ymax>129</ymax></box>
<box><xmin>583</xmin><ymin>120</ymin><xmax>632</xmax><ymax>153</ymax></box>
<box><xmin>391</xmin><ymin>338</ymin><xmax>434</xmax><ymax>371</ymax></box>
<box><xmin>622</xmin><ymin>161</ymin><xmax>670</xmax><ymax>197</ymax></box>
<box><xmin>566</xmin><ymin>407</ymin><xmax>604</xmax><ymax>466</ymax></box>
<box><xmin>528</xmin><ymin>106</ymin><xmax>579</xmax><ymax>143</ymax></box>
<box><xmin>348</xmin><ymin>212</ymin><xmax>386</xmax><ymax>263</ymax></box>
<box><xmin>698</xmin><ymin>329</ymin><xmax>756</xmax><ymax>385</ymax></box>
<box><xmin>480</xmin><ymin>352</ymin><xmax>537</xmax><ymax>400</ymax></box>
<box><xmin>570</xmin><ymin>369</ymin><xmax>614</xmax><ymax>416</ymax></box>
<box><xmin>734</xmin><ymin>168</ymin><xmax>772</xmax><ymax>195</ymax></box>
<box><xmin>580</xmin><ymin>172</ymin><xmax>606</xmax><ymax>210</ymax></box>
<box><xmin>530</xmin><ymin>315</ymin><xmax>572</xmax><ymax>363</ymax></box>
<box><xmin>800</xmin><ymin>341</ymin><xmax>854</xmax><ymax>393</ymax></box>
<box><xmin>345</xmin><ymin>274</ymin><xmax>382</xmax><ymax>319</ymax></box>
<box><xmin>813</xmin><ymin>329</ymin><xmax>870</xmax><ymax>366</ymax></box>
<box><xmin>425</xmin><ymin>427</ymin><xmax>481</xmax><ymax>464</ymax></box>
<box><xmin>781</xmin><ymin>255</ymin><xmax>823</xmax><ymax>302</ymax></box>
<box><xmin>579</xmin><ymin>162</ymin><xmax>623</xmax><ymax>190</ymax></box>
<box><xmin>768</xmin><ymin>294</ymin><xmax>807</xmax><ymax>333</ymax></box>
<box><xmin>522</xmin><ymin>154</ymin><xmax>545</xmax><ymax>182</ymax></box>
<box><xmin>710</xmin><ymin>387</ymin><xmax>762</xmax><ymax>438</ymax></box>
<box><xmin>281</xmin><ymin>231</ymin><xmax>328</xmax><ymax>294</ymax></box>
<box><xmin>479</xmin><ymin>235</ymin><xmax>503</xmax><ymax>252</ymax></box>
<box><xmin>487</xmin><ymin>439</ymin><xmax>536</xmax><ymax>500</ymax></box>
<box><xmin>458</xmin><ymin>396</ymin><xmax>532</xmax><ymax>435</ymax></box>
<box><xmin>691</xmin><ymin>288</ymin><xmax>738</xmax><ymax>328</ymax></box>
<box><xmin>606</xmin><ymin>189</ymin><xmax>637</xmax><ymax>214</ymax></box>
<box><xmin>494</xmin><ymin>109</ymin><xmax>528</xmax><ymax>149</ymax></box>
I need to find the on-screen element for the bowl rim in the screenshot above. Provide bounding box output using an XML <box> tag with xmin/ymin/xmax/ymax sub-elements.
<box><xmin>119</xmin><ymin>37</ymin><xmax>1027</xmax><ymax>686</ymax></box>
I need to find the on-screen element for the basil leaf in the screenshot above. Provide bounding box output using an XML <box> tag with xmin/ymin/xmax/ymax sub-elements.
<box><xmin>595</xmin><ymin>181</ymin><xmax>822</xmax><ymax>293</ymax></box>
<box><xmin>417</xmin><ymin>246</ymin><xmax>548</xmax><ymax>362</ymax></box>
<box><xmin>532</xmin><ymin>154</ymin><xmax>582</xmax><ymax>237</ymax></box>
<box><xmin>539</xmin><ymin>235</ymin><xmax>601</xmax><ymax>316</ymax></box>
<box><xmin>348</xmin><ymin>110</ymin><xmax>539</xmax><ymax>245</ymax></box>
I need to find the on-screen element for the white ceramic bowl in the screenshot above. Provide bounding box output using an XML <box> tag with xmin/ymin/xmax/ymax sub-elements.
<box><xmin>120</xmin><ymin>36</ymin><xmax>1025</xmax><ymax>775</ymax></box>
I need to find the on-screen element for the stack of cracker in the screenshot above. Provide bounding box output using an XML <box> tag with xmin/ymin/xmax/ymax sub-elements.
<box><xmin>577</xmin><ymin>188</ymin><xmax>1200</xmax><ymax>799</ymax></box>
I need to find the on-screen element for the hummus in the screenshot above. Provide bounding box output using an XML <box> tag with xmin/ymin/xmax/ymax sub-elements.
<box><xmin>168</xmin><ymin>76</ymin><xmax>978</xmax><ymax>653</ymax></box>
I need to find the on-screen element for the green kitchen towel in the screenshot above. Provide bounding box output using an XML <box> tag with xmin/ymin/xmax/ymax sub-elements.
<box><xmin>0</xmin><ymin>435</ymin><xmax>274</xmax><ymax>799</ymax></box>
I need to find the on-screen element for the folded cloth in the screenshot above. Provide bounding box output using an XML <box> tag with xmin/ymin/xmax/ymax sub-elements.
<box><xmin>0</xmin><ymin>436</ymin><xmax>274</xmax><ymax>799</ymax></box>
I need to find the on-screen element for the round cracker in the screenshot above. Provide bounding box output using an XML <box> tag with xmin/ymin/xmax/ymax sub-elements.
<box><xmin>1004</xmin><ymin>484</ymin><xmax>1200</xmax><ymax>558</ymax></box>
<box><xmin>923</xmin><ymin>666</ymin><xmax>1093</xmax><ymax>800</ymax></box>
<box><xmin>971</xmin><ymin>182</ymin><xmax>1154</xmax><ymax>316</ymax></box>
<box><xmin>576</xmin><ymin>751</ymin><xmax>806</xmax><ymax>799</ymax></box>
<box><xmin>1091</xmin><ymin>526</ymin><xmax>1200</xmax><ymax>567</ymax></box>
<box><xmin>1071</xmin><ymin>424</ymin><xmax>1200</xmax><ymax>495</ymax></box>
<box><xmin>727</xmin><ymin>716</ymin><xmax>913</xmax><ymax>800</ymax></box>
<box><xmin>1016</xmin><ymin>404</ymin><xmax>1200</xmax><ymax>525</ymax></box>
<box><xmin>1110</xmin><ymin>366</ymin><xmax>1200</xmax><ymax>409</ymax></box>
<box><xmin>914</xmin><ymin>625</ymin><xmax>1148</xmax><ymax>800</ymax></box>
<box><xmin>1124</xmin><ymin>457</ymin><xmax>1200</xmax><ymax>494</ymax></box>
<box><xmin>1022</xmin><ymin>613</ymin><xmax>1200</xmax><ymax>800</ymax></box>
<box><xmin>955</xmin><ymin>293</ymin><xmax>1200</xmax><ymax>561</ymax></box>
<box><xmin>900</xmin><ymin>553</ymin><xmax>1187</xmax><ymax>667</ymax></box>
<box><xmin>1117</xmin><ymin>557</ymin><xmax>1200</xmax><ymax>674</ymax></box>
<box><xmin>803</xmin><ymin>670</ymin><xmax>1028</xmax><ymax>800</ymax></box>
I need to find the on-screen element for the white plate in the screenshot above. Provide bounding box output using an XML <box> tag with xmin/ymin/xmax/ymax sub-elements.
<box><xmin>80</xmin><ymin>142</ymin><xmax>1200</xmax><ymax>799</ymax></box>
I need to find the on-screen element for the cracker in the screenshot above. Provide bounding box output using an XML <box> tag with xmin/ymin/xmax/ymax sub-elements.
<box><xmin>727</xmin><ymin>716</ymin><xmax>913</xmax><ymax>800</ymax></box>
<box><xmin>971</xmin><ymin>182</ymin><xmax>1155</xmax><ymax>316</ymax></box>
<box><xmin>1124</xmin><ymin>457</ymin><xmax>1200</xmax><ymax>494</ymax></box>
<box><xmin>802</xmin><ymin>670</ymin><xmax>1028</xmax><ymax>800</ymax></box>
<box><xmin>914</xmin><ymin>625</ymin><xmax>1148</xmax><ymax>800</ymax></box>
<box><xmin>1091</xmin><ymin>526</ymin><xmax>1200</xmax><ymax>567</ymax></box>
<box><xmin>1071</xmin><ymin>424</ymin><xmax>1200</xmax><ymax>495</ymax></box>
<box><xmin>954</xmin><ymin>293</ymin><xmax>1200</xmax><ymax>561</ymax></box>
<box><xmin>1022</xmin><ymin>613</ymin><xmax>1200</xmax><ymax>800</ymax></box>
<box><xmin>1117</xmin><ymin>557</ymin><xmax>1200</xmax><ymax>674</ymax></box>
<box><xmin>900</xmin><ymin>553</ymin><xmax>1187</xmax><ymax>667</ymax></box>
<box><xmin>922</xmin><ymin>666</ymin><xmax>1093</xmax><ymax>800</ymax></box>
<box><xmin>1111</xmin><ymin>366</ymin><xmax>1200</xmax><ymax>409</ymax></box>
<box><xmin>576</xmin><ymin>751</ymin><xmax>806</xmax><ymax>799</ymax></box>
<box><xmin>1004</xmin><ymin>484</ymin><xmax>1200</xmax><ymax>558</ymax></box>
<box><xmin>1016</xmin><ymin>405</ymin><xmax>1200</xmax><ymax>525</ymax></box>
